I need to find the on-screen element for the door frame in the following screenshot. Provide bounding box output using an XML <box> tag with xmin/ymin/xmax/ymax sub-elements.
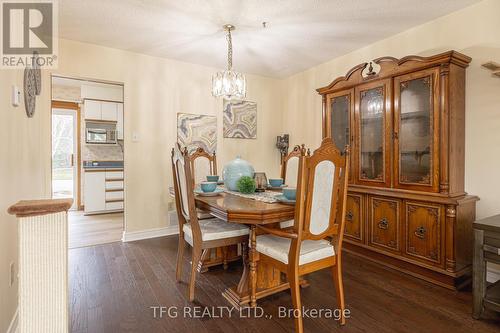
<box><xmin>51</xmin><ymin>100</ymin><xmax>82</xmax><ymax>209</ymax></box>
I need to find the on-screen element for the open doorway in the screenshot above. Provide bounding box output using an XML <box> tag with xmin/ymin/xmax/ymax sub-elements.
<box><xmin>51</xmin><ymin>104</ymin><xmax>79</xmax><ymax>209</ymax></box>
<box><xmin>51</xmin><ymin>75</ymin><xmax>125</xmax><ymax>249</ymax></box>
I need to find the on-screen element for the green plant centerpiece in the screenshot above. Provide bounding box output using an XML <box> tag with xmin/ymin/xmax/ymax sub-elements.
<box><xmin>236</xmin><ymin>176</ymin><xmax>256</xmax><ymax>194</ymax></box>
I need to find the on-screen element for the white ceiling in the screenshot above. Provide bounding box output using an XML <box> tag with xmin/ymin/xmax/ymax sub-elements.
<box><xmin>59</xmin><ymin>0</ymin><xmax>480</xmax><ymax>78</ymax></box>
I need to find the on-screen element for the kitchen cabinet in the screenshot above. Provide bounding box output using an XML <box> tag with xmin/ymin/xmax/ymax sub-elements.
<box><xmin>116</xmin><ymin>103</ymin><xmax>124</xmax><ymax>140</ymax></box>
<box><xmin>84</xmin><ymin>169</ymin><xmax>124</xmax><ymax>214</ymax></box>
<box><xmin>84</xmin><ymin>100</ymin><xmax>102</xmax><ymax>120</ymax></box>
<box><xmin>84</xmin><ymin>172</ymin><xmax>106</xmax><ymax>213</ymax></box>
<box><xmin>101</xmin><ymin>101</ymin><xmax>117</xmax><ymax>121</ymax></box>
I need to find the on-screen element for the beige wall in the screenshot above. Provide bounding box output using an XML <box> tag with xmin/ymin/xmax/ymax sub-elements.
<box><xmin>0</xmin><ymin>71</ymin><xmax>49</xmax><ymax>330</ymax></box>
<box><xmin>45</xmin><ymin>39</ymin><xmax>284</xmax><ymax>233</ymax></box>
<box><xmin>282</xmin><ymin>0</ymin><xmax>500</xmax><ymax>219</ymax></box>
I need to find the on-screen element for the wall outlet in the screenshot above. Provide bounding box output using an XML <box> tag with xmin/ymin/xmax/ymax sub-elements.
<box><xmin>9</xmin><ymin>262</ymin><xmax>15</xmax><ymax>286</ymax></box>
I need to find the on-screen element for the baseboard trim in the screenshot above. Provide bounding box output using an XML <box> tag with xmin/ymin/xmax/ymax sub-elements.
<box><xmin>122</xmin><ymin>225</ymin><xmax>179</xmax><ymax>242</ymax></box>
<box><xmin>487</xmin><ymin>264</ymin><xmax>500</xmax><ymax>283</ymax></box>
<box><xmin>7</xmin><ymin>308</ymin><xmax>18</xmax><ymax>333</ymax></box>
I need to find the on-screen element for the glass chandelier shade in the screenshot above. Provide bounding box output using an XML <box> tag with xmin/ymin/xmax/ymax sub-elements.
<box><xmin>212</xmin><ymin>25</ymin><xmax>246</xmax><ymax>100</ymax></box>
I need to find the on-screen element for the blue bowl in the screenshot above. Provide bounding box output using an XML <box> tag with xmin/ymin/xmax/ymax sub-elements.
<box><xmin>282</xmin><ymin>188</ymin><xmax>296</xmax><ymax>200</ymax></box>
<box><xmin>269</xmin><ymin>178</ymin><xmax>283</xmax><ymax>187</ymax></box>
<box><xmin>200</xmin><ymin>182</ymin><xmax>217</xmax><ymax>192</ymax></box>
<box><xmin>206</xmin><ymin>175</ymin><xmax>220</xmax><ymax>182</ymax></box>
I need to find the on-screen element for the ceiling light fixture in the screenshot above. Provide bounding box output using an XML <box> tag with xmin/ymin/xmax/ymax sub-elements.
<box><xmin>212</xmin><ymin>24</ymin><xmax>246</xmax><ymax>100</ymax></box>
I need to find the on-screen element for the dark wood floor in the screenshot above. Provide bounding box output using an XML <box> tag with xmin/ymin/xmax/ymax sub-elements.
<box><xmin>69</xmin><ymin>236</ymin><xmax>500</xmax><ymax>333</ymax></box>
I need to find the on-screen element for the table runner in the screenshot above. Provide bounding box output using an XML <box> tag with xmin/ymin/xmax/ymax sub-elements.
<box><xmin>223</xmin><ymin>189</ymin><xmax>282</xmax><ymax>203</ymax></box>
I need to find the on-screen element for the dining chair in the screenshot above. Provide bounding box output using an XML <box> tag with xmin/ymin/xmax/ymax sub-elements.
<box><xmin>281</xmin><ymin>144</ymin><xmax>303</xmax><ymax>187</ymax></box>
<box><xmin>279</xmin><ymin>144</ymin><xmax>304</xmax><ymax>229</ymax></box>
<box><xmin>188</xmin><ymin>146</ymin><xmax>217</xmax><ymax>185</ymax></box>
<box><xmin>252</xmin><ymin>139</ymin><xmax>350</xmax><ymax>332</ymax></box>
<box><xmin>171</xmin><ymin>143</ymin><xmax>249</xmax><ymax>302</ymax></box>
<box><xmin>188</xmin><ymin>147</ymin><xmax>218</xmax><ymax>220</ymax></box>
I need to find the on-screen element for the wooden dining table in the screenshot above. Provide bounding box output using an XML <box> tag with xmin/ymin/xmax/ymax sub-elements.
<box><xmin>195</xmin><ymin>192</ymin><xmax>308</xmax><ymax>308</ymax></box>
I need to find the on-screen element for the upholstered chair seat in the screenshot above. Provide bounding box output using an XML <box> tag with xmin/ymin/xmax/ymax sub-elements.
<box><xmin>183</xmin><ymin>218</ymin><xmax>249</xmax><ymax>246</ymax></box>
<box><xmin>255</xmin><ymin>234</ymin><xmax>335</xmax><ymax>265</ymax></box>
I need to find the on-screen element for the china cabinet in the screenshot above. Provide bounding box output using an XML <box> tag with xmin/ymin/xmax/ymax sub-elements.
<box><xmin>317</xmin><ymin>51</ymin><xmax>478</xmax><ymax>289</ymax></box>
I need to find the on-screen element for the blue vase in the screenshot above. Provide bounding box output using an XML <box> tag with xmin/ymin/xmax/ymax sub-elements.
<box><xmin>222</xmin><ymin>156</ymin><xmax>255</xmax><ymax>191</ymax></box>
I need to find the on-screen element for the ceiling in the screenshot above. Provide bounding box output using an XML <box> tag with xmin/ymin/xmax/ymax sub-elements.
<box><xmin>59</xmin><ymin>0</ymin><xmax>480</xmax><ymax>78</ymax></box>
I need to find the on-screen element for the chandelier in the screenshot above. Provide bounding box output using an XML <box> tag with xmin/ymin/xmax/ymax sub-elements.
<box><xmin>212</xmin><ymin>24</ymin><xmax>246</xmax><ymax>100</ymax></box>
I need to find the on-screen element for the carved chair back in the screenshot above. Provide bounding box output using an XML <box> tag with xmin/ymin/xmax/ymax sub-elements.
<box><xmin>281</xmin><ymin>145</ymin><xmax>303</xmax><ymax>187</ymax></box>
<box><xmin>171</xmin><ymin>143</ymin><xmax>202</xmax><ymax>243</ymax></box>
<box><xmin>292</xmin><ymin>139</ymin><xmax>350</xmax><ymax>258</ymax></box>
<box><xmin>188</xmin><ymin>147</ymin><xmax>217</xmax><ymax>186</ymax></box>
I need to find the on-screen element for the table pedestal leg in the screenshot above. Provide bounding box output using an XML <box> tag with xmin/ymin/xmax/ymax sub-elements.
<box><xmin>197</xmin><ymin>245</ymin><xmax>240</xmax><ymax>273</ymax></box>
<box><xmin>222</xmin><ymin>226</ymin><xmax>309</xmax><ymax>309</ymax></box>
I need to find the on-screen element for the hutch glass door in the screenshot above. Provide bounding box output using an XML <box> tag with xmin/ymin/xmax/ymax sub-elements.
<box><xmin>394</xmin><ymin>68</ymin><xmax>439</xmax><ymax>191</ymax></box>
<box><xmin>355</xmin><ymin>80</ymin><xmax>391</xmax><ymax>187</ymax></box>
<box><xmin>326</xmin><ymin>89</ymin><xmax>354</xmax><ymax>182</ymax></box>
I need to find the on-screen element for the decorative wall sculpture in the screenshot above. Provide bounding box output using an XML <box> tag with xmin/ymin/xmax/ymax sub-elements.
<box><xmin>177</xmin><ymin>113</ymin><xmax>217</xmax><ymax>153</ymax></box>
<box><xmin>223</xmin><ymin>100</ymin><xmax>257</xmax><ymax>139</ymax></box>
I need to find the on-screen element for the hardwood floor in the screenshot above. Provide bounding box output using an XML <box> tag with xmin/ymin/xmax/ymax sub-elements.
<box><xmin>69</xmin><ymin>211</ymin><xmax>123</xmax><ymax>249</ymax></box>
<box><xmin>69</xmin><ymin>236</ymin><xmax>500</xmax><ymax>333</ymax></box>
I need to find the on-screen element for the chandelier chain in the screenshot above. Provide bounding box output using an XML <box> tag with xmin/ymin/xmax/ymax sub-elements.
<box><xmin>226</xmin><ymin>28</ymin><xmax>232</xmax><ymax>70</ymax></box>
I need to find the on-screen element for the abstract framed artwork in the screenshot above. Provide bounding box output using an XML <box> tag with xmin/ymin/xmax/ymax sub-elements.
<box><xmin>177</xmin><ymin>113</ymin><xmax>217</xmax><ymax>153</ymax></box>
<box><xmin>223</xmin><ymin>100</ymin><xmax>257</xmax><ymax>139</ymax></box>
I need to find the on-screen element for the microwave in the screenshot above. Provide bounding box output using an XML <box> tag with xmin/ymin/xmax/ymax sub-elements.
<box><xmin>86</xmin><ymin>122</ymin><xmax>117</xmax><ymax>144</ymax></box>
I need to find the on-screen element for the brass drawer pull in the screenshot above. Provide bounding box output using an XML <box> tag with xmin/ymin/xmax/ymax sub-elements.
<box><xmin>346</xmin><ymin>211</ymin><xmax>354</xmax><ymax>222</ymax></box>
<box><xmin>414</xmin><ymin>226</ymin><xmax>426</xmax><ymax>239</ymax></box>
<box><xmin>378</xmin><ymin>218</ymin><xmax>389</xmax><ymax>230</ymax></box>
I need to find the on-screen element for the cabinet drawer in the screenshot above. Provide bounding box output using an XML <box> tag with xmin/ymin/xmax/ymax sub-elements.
<box><xmin>369</xmin><ymin>197</ymin><xmax>400</xmax><ymax>252</ymax></box>
<box><xmin>106</xmin><ymin>201</ymin><xmax>124</xmax><ymax>211</ymax></box>
<box><xmin>105</xmin><ymin>180</ymin><xmax>123</xmax><ymax>190</ymax></box>
<box><xmin>106</xmin><ymin>171</ymin><xmax>123</xmax><ymax>180</ymax></box>
<box><xmin>405</xmin><ymin>202</ymin><xmax>442</xmax><ymax>265</ymax></box>
<box><xmin>344</xmin><ymin>194</ymin><xmax>364</xmax><ymax>243</ymax></box>
<box><xmin>105</xmin><ymin>190</ymin><xmax>123</xmax><ymax>200</ymax></box>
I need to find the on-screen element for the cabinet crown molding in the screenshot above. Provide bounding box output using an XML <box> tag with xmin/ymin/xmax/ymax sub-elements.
<box><xmin>316</xmin><ymin>50</ymin><xmax>472</xmax><ymax>95</ymax></box>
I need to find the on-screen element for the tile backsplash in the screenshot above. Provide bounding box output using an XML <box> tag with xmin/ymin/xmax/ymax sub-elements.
<box><xmin>83</xmin><ymin>141</ymin><xmax>124</xmax><ymax>162</ymax></box>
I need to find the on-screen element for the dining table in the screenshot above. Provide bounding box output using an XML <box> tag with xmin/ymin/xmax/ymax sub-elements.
<box><xmin>195</xmin><ymin>191</ymin><xmax>309</xmax><ymax>309</ymax></box>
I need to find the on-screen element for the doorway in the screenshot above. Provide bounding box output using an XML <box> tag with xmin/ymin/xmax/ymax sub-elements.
<box><xmin>51</xmin><ymin>104</ymin><xmax>79</xmax><ymax>210</ymax></box>
<box><xmin>51</xmin><ymin>75</ymin><xmax>125</xmax><ymax>249</ymax></box>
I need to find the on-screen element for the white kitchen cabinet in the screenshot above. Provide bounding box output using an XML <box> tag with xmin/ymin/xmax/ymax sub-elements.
<box><xmin>116</xmin><ymin>103</ymin><xmax>124</xmax><ymax>140</ymax></box>
<box><xmin>84</xmin><ymin>172</ymin><xmax>106</xmax><ymax>213</ymax></box>
<box><xmin>101</xmin><ymin>102</ymin><xmax>117</xmax><ymax>121</ymax></box>
<box><xmin>84</xmin><ymin>169</ymin><xmax>124</xmax><ymax>214</ymax></box>
<box><xmin>84</xmin><ymin>100</ymin><xmax>101</xmax><ymax>120</ymax></box>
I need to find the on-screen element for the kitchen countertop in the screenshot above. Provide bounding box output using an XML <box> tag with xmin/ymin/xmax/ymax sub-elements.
<box><xmin>83</xmin><ymin>161</ymin><xmax>123</xmax><ymax>170</ymax></box>
<box><xmin>83</xmin><ymin>166</ymin><xmax>123</xmax><ymax>170</ymax></box>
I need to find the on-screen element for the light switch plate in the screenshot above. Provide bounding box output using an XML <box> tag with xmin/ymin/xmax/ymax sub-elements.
<box><xmin>132</xmin><ymin>132</ymin><xmax>140</xmax><ymax>142</ymax></box>
<box><xmin>11</xmin><ymin>86</ymin><xmax>20</xmax><ymax>107</ymax></box>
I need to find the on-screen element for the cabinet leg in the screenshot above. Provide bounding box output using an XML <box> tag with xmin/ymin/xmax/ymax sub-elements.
<box><xmin>472</xmin><ymin>229</ymin><xmax>485</xmax><ymax>319</ymax></box>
